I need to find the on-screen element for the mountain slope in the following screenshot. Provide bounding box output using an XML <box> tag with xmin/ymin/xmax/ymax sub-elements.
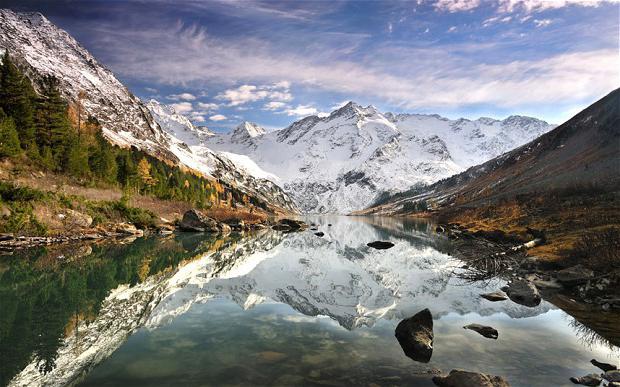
<box><xmin>203</xmin><ymin>102</ymin><xmax>555</xmax><ymax>213</ymax></box>
<box><xmin>364</xmin><ymin>88</ymin><xmax>620</xmax><ymax>215</ymax></box>
<box><xmin>0</xmin><ymin>9</ymin><xmax>296</xmax><ymax>212</ymax></box>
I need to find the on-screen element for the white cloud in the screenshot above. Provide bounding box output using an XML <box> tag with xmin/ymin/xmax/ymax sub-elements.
<box><xmin>216</xmin><ymin>83</ymin><xmax>293</xmax><ymax>106</ymax></box>
<box><xmin>263</xmin><ymin>101</ymin><xmax>287</xmax><ymax>110</ymax></box>
<box><xmin>388</xmin><ymin>22</ymin><xmax>393</xmax><ymax>34</ymax></box>
<box><xmin>497</xmin><ymin>0</ymin><xmax>617</xmax><ymax>13</ymax></box>
<box><xmin>285</xmin><ymin>104</ymin><xmax>319</xmax><ymax>116</ymax></box>
<box><xmin>435</xmin><ymin>0</ymin><xmax>618</xmax><ymax>13</ymax></box>
<box><xmin>435</xmin><ymin>0</ymin><xmax>481</xmax><ymax>12</ymax></box>
<box><xmin>209</xmin><ymin>114</ymin><xmax>227</xmax><ymax>121</ymax></box>
<box><xmin>170</xmin><ymin>102</ymin><xmax>193</xmax><ymax>113</ymax></box>
<box><xmin>192</xmin><ymin>114</ymin><xmax>206</xmax><ymax>122</ymax></box>
<box><xmin>447</xmin><ymin>26</ymin><xmax>458</xmax><ymax>33</ymax></box>
<box><xmin>533</xmin><ymin>18</ymin><xmax>553</xmax><ymax>27</ymax></box>
<box><xmin>100</xmin><ymin>22</ymin><xmax>618</xmax><ymax>113</ymax></box>
<box><xmin>145</xmin><ymin>87</ymin><xmax>158</xmax><ymax>93</ymax></box>
<box><xmin>196</xmin><ymin>102</ymin><xmax>219</xmax><ymax>111</ymax></box>
<box><xmin>167</xmin><ymin>92</ymin><xmax>196</xmax><ymax>101</ymax></box>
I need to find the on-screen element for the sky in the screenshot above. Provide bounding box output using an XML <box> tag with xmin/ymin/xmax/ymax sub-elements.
<box><xmin>2</xmin><ymin>0</ymin><xmax>619</xmax><ymax>132</ymax></box>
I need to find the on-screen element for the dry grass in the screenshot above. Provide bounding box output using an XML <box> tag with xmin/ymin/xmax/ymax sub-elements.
<box><xmin>438</xmin><ymin>191</ymin><xmax>620</xmax><ymax>263</ymax></box>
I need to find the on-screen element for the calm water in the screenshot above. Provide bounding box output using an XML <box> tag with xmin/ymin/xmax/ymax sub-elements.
<box><xmin>1</xmin><ymin>216</ymin><xmax>618</xmax><ymax>387</ymax></box>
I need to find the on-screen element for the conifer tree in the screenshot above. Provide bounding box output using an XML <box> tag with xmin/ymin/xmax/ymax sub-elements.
<box><xmin>35</xmin><ymin>76</ymin><xmax>73</xmax><ymax>169</ymax></box>
<box><xmin>0</xmin><ymin>115</ymin><xmax>21</xmax><ymax>157</ymax></box>
<box><xmin>0</xmin><ymin>51</ymin><xmax>36</xmax><ymax>149</ymax></box>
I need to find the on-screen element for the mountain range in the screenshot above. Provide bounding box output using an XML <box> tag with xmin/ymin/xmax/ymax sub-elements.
<box><xmin>362</xmin><ymin>88</ymin><xmax>620</xmax><ymax>215</ymax></box>
<box><xmin>0</xmin><ymin>9</ymin><xmax>296</xmax><ymax>212</ymax></box>
<box><xmin>176</xmin><ymin>102</ymin><xmax>555</xmax><ymax>213</ymax></box>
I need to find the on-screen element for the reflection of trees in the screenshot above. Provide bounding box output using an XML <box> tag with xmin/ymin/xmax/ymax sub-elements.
<box><xmin>0</xmin><ymin>233</ymin><xmax>230</xmax><ymax>385</ymax></box>
<box><xmin>569</xmin><ymin>317</ymin><xmax>620</xmax><ymax>353</ymax></box>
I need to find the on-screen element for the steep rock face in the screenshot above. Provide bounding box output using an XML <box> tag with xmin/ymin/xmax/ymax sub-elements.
<box><xmin>0</xmin><ymin>10</ymin><xmax>171</xmax><ymax>158</ymax></box>
<box><xmin>203</xmin><ymin>102</ymin><xmax>554</xmax><ymax>213</ymax></box>
<box><xmin>0</xmin><ymin>9</ymin><xmax>297</xmax><ymax>212</ymax></box>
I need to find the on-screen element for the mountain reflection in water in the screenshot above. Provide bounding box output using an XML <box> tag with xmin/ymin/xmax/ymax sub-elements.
<box><xmin>1</xmin><ymin>216</ymin><xmax>618</xmax><ymax>387</ymax></box>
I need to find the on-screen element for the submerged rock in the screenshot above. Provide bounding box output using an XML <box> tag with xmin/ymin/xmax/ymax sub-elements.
<box><xmin>570</xmin><ymin>373</ymin><xmax>602</xmax><ymax>386</ymax></box>
<box><xmin>272</xmin><ymin>218</ymin><xmax>307</xmax><ymax>232</ymax></box>
<box><xmin>432</xmin><ymin>369</ymin><xmax>510</xmax><ymax>387</ymax></box>
<box><xmin>591</xmin><ymin>359</ymin><xmax>617</xmax><ymax>372</ymax></box>
<box><xmin>367</xmin><ymin>241</ymin><xmax>395</xmax><ymax>250</ymax></box>
<box><xmin>502</xmin><ymin>280</ymin><xmax>541</xmax><ymax>307</ymax></box>
<box><xmin>463</xmin><ymin>324</ymin><xmax>499</xmax><ymax>339</ymax></box>
<box><xmin>604</xmin><ymin>370</ymin><xmax>620</xmax><ymax>382</ymax></box>
<box><xmin>394</xmin><ymin>308</ymin><xmax>433</xmax><ymax>363</ymax></box>
<box><xmin>178</xmin><ymin>209</ymin><xmax>219</xmax><ymax>232</ymax></box>
<box><xmin>480</xmin><ymin>291</ymin><xmax>508</xmax><ymax>302</ymax></box>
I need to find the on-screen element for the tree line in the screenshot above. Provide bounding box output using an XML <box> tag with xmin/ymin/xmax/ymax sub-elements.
<box><xmin>0</xmin><ymin>51</ymin><xmax>266</xmax><ymax>210</ymax></box>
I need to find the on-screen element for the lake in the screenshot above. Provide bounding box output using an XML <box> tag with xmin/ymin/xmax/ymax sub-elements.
<box><xmin>1</xmin><ymin>216</ymin><xmax>618</xmax><ymax>387</ymax></box>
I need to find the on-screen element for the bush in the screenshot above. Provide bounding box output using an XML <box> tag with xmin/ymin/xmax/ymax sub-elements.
<box><xmin>569</xmin><ymin>227</ymin><xmax>620</xmax><ymax>271</ymax></box>
<box><xmin>0</xmin><ymin>181</ymin><xmax>45</xmax><ymax>202</ymax></box>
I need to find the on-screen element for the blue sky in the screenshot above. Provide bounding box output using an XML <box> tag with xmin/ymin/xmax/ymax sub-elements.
<box><xmin>3</xmin><ymin>0</ymin><xmax>620</xmax><ymax>131</ymax></box>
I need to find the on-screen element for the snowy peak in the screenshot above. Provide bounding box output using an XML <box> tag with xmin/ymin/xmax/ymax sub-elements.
<box><xmin>145</xmin><ymin>99</ymin><xmax>214</xmax><ymax>146</ymax></box>
<box><xmin>204</xmin><ymin>101</ymin><xmax>555</xmax><ymax>213</ymax></box>
<box><xmin>232</xmin><ymin>121</ymin><xmax>266</xmax><ymax>140</ymax></box>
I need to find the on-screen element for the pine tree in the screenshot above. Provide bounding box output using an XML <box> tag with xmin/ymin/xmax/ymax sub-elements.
<box><xmin>34</xmin><ymin>76</ymin><xmax>73</xmax><ymax>170</ymax></box>
<box><xmin>66</xmin><ymin>138</ymin><xmax>90</xmax><ymax>178</ymax></box>
<box><xmin>0</xmin><ymin>115</ymin><xmax>21</xmax><ymax>157</ymax></box>
<box><xmin>0</xmin><ymin>51</ymin><xmax>36</xmax><ymax>149</ymax></box>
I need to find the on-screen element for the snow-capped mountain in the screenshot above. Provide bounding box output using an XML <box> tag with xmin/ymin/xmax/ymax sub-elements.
<box><xmin>0</xmin><ymin>9</ymin><xmax>296</xmax><ymax>211</ymax></box>
<box><xmin>145</xmin><ymin>99</ymin><xmax>214</xmax><ymax>146</ymax></box>
<box><xmin>202</xmin><ymin>102</ymin><xmax>555</xmax><ymax>213</ymax></box>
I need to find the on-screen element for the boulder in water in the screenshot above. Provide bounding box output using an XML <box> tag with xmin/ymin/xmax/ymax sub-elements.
<box><xmin>178</xmin><ymin>209</ymin><xmax>219</xmax><ymax>232</ymax></box>
<box><xmin>480</xmin><ymin>291</ymin><xmax>508</xmax><ymax>302</ymax></box>
<box><xmin>569</xmin><ymin>373</ymin><xmax>602</xmax><ymax>386</ymax></box>
<box><xmin>394</xmin><ymin>308</ymin><xmax>433</xmax><ymax>363</ymax></box>
<box><xmin>591</xmin><ymin>359</ymin><xmax>617</xmax><ymax>372</ymax></box>
<box><xmin>463</xmin><ymin>324</ymin><xmax>498</xmax><ymax>339</ymax></box>
<box><xmin>432</xmin><ymin>369</ymin><xmax>510</xmax><ymax>387</ymax></box>
<box><xmin>367</xmin><ymin>241</ymin><xmax>394</xmax><ymax>250</ymax></box>
<box><xmin>502</xmin><ymin>280</ymin><xmax>541</xmax><ymax>307</ymax></box>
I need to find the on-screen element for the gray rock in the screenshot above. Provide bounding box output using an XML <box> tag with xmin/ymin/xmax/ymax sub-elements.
<box><xmin>569</xmin><ymin>373</ymin><xmax>602</xmax><ymax>386</ymax></box>
<box><xmin>591</xmin><ymin>359</ymin><xmax>617</xmax><ymax>372</ymax></box>
<box><xmin>432</xmin><ymin>369</ymin><xmax>510</xmax><ymax>387</ymax></box>
<box><xmin>480</xmin><ymin>291</ymin><xmax>508</xmax><ymax>302</ymax></box>
<box><xmin>557</xmin><ymin>264</ymin><xmax>594</xmax><ymax>286</ymax></box>
<box><xmin>463</xmin><ymin>324</ymin><xmax>499</xmax><ymax>339</ymax></box>
<box><xmin>502</xmin><ymin>280</ymin><xmax>541</xmax><ymax>307</ymax></box>
<box><xmin>178</xmin><ymin>209</ymin><xmax>219</xmax><ymax>232</ymax></box>
<box><xmin>65</xmin><ymin>209</ymin><xmax>93</xmax><ymax>228</ymax></box>
<box><xmin>394</xmin><ymin>308</ymin><xmax>433</xmax><ymax>363</ymax></box>
<box><xmin>115</xmin><ymin>223</ymin><xmax>143</xmax><ymax>236</ymax></box>
<box><xmin>224</xmin><ymin>218</ymin><xmax>244</xmax><ymax>231</ymax></box>
<box><xmin>604</xmin><ymin>370</ymin><xmax>620</xmax><ymax>382</ymax></box>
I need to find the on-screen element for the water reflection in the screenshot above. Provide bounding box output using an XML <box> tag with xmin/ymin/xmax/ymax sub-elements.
<box><xmin>2</xmin><ymin>216</ymin><xmax>619</xmax><ymax>387</ymax></box>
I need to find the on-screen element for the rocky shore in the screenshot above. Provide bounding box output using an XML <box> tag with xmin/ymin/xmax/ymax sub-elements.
<box><xmin>0</xmin><ymin>208</ymin><xmax>308</xmax><ymax>251</ymax></box>
<box><xmin>435</xmin><ymin>223</ymin><xmax>620</xmax><ymax>312</ymax></box>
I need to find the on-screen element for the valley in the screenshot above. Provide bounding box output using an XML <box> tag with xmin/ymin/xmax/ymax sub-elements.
<box><xmin>0</xmin><ymin>4</ymin><xmax>618</xmax><ymax>387</ymax></box>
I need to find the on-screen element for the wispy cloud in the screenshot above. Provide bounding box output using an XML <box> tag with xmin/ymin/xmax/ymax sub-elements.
<box><xmin>435</xmin><ymin>0</ymin><xmax>481</xmax><ymax>12</ymax></box>
<box><xmin>533</xmin><ymin>18</ymin><xmax>553</xmax><ymax>27</ymax></box>
<box><xmin>94</xmin><ymin>20</ymin><xmax>617</xmax><ymax>112</ymax></box>
<box><xmin>167</xmin><ymin>92</ymin><xmax>196</xmax><ymax>101</ymax></box>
